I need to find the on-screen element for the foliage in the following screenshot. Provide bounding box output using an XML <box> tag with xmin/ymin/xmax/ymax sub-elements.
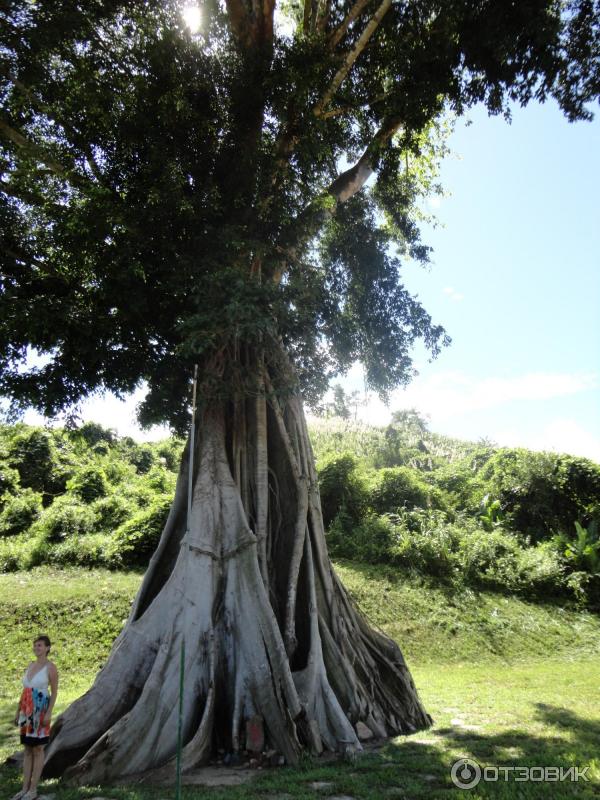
<box><xmin>327</xmin><ymin>507</ymin><xmax>570</xmax><ymax>603</ymax></box>
<box><xmin>33</xmin><ymin>495</ymin><xmax>98</xmax><ymax>543</ymax></box>
<box><xmin>369</xmin><ymin>466</ymin><xmax>447</xmax><ymax>514</ymax></box>
<box><xmin>1</xmin><ymin>1</ymin><xmax>598</xmax><ymax>430</ymax></box>
<box><xmin>480</xmin><ymin>449</ymin><xmax>600</xmax><ymax>541</ymax></box>
<box><xmin>91</xmin><ymin>494</ymin><xmax>137</xmax><ymax>533</ymax></box>
<box><xmin>0</xmin><ymin>461</ymin><xmax>20</xmax><ymax>499</ymax></box>
<box><xmin>1</xmin><ymin>418</ymin><xmax>599</xmax><ymax>608</ymax></box>
<box><xmin>316</xmin><ymin>453</ymin><xmax>369</xmax><ymax>528</ymax></box>
<box><xmin>108</xmin><ymin>496</ymin><xmax>172</xmax><ymax>567</ymax></box>
<box><xmin>478</xmin><ymin>493</ymin><xmax>504</xmax><ymax>532</ymax></box>
<box><xmin>0</xmin><ymin>487</ymin><xmax>42</xmax><ymax>536</ymax></box>
<box><xmin>5</xmin><ymin>426</ymin><xmax>67</xmax><ymax>498</ymax></box>
<box><xmin>66</xmin><ymin>465</ymin><xmax>109</xmax><ymax>503</ymax></box>
<box><xmin>564</xmin><ymin>520</ymin><xmax>600</xmax><ymax>573</ymax></box>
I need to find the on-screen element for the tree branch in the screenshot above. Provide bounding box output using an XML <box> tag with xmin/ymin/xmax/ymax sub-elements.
<box><xmin>325</xmin><ymin>115</ymin><xmax>402</xmax><ymax>202</ymax></box>
<box><xmin>0</xmin><ymin>117</ymin><xmax>71</xmax><ymax>180</ymax></box>
<box><xmin>272</xmin><ymin>116</ymin><xmax>402</xmax><ymax>282</ymax></box>
<box><xmin>328</xmin><ymin>0</ymin><xmax>373</xmax><ymax>49</ymax></box>
<box><xmin>12</xmin><ymin>80</ymin><xmax>108</xmax><ymax>188</ymax></box>
<box><xmin>316</xmin><ymin>0</ymin><xmax>332</xmax><ymax>34</ymax></box>
<box><xmin>303</xmin><ymin>0</ymin><xmax>312</xmax><ymax>33</ymax></box>
<box><xmin>318</xmin><ymin>90</ymin><xmax>392</xmax><ymax>119</ymax></box>
<box><xmin>314</xmin><ymin>0</ymin><xmax>392</xmax><ymax>116</ymax></box>
<box><xmin>224</xmin><ymin>0</ymin><xmax>253</xmax><ymax>49</ymax></box>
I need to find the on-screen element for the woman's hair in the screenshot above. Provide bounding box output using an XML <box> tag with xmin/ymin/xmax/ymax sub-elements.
<box><xmin>34</xmin><ymin>634</ymin><xmax>51</xmax><ymax>652</ymax></box>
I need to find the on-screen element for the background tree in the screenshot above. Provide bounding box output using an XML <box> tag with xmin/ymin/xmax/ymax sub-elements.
<box><xmin>1</xmin><ymin>0</ymin><xmax>598</xmax><ymax>785</ymax></box>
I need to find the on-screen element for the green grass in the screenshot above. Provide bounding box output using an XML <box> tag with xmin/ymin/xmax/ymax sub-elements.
<box><xmin>1</xmin><ymin>564</ymin><xmax>599</xmax><ymax>799</ymax></box>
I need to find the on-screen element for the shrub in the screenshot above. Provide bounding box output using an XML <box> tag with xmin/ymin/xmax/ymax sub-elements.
<box><xmin>138</xmin><ymin>465</ymin><xmax>177</xmax><ymax>494</ymax></box>
<box><xmin>34</xmin><ymin>496</ymin><xmax>97</xmax><ymax>543</ymax></box>
<box><xmin>388</xmin><ymin>510</ymin><xmax>461</xmax><ymax>580</ymax></box>
<box><xmin>0</xmin><ymin>462</ymin><xmax>20</xmax><ymax>499</ymax></box>
<box><xmin>45</xmin><ymin>533</ymin><xmax>114</xmax><ymax>568</ymax></box>
<box><xmin>109</xmin><ymin>495</ymin><xmax>172</xmax><ymax>566</ymax></box>
<box><xmin>327</xmin><ymin>512</ymin><xmax>398</xmax><ymax>563</ymax></box>
<box><xmin>480</xmin><ymin>449</ymin><xmax>600</xmax><ymax>541</ymax></box>
<box><xmin>0</xmin><ymin>530</ymin><xmax>48</xmax><ymax>572</ymax></box>
<box><xmin>0</xmin><ymin>489</ymin><xmax>43</xmax><ymax>536</ymax></box>
<box><xmin>74</xmin><ymin>422</ymin><xmax>116</xmax><ymax>448</ymax></box>
<box><xmin>7</xmin><ymin>427</ymin><xmax>64</xmax><ymax>496</ymax></box>
<box><xmin>91</xmin><ymin>494</ymin><xmax>137</xmax><ymax>532</ymax></box>
<box><xmin>317</xmin><ymin>453</ymin><xmax>369</xmax><ymax>528</ymax></box>
<box><xmin>67</xmin><ymin>465</ymin><xmax>109</xmax><ymax>502</ymax></box>
<box><xmin>369</xmin><ymin>467</ymin><xmax>446</xmax><ymax>514</ymax></box>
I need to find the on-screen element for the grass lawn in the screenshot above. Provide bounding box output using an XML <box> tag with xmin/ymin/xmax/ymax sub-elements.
<box><xmin>1</xmin><ymin>565</ymin><xmax>599</xmax><ymax>799</ymax></box>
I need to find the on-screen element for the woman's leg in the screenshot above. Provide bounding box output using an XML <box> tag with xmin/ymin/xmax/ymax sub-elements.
<box><xmin>27</xmin><ymin>745</ymin><xmax>45</xmax><ymax>796</ymax></box>
<box><xmin>22</xmin><ymin>746</ymin><xmax>33</xmax><ymax>791</ymax></box>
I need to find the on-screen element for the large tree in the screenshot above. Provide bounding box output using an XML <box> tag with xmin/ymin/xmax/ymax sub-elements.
<box><xmin>1</xmin><ymin>0</ymin><xmax>598</xmax><ymax>785</ymax></box>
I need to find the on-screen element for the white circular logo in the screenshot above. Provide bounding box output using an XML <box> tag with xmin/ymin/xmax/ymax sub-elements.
<box><xmin>451</xmin><ymin>757</ymin><xmax>482</xmax><ymax>789</ymax></box>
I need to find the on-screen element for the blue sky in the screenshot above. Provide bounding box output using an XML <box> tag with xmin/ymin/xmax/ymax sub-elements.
<box><xmin>337</xmin><ymin>100</ymin><xmax>600</xmax><ymax>460</ymax></box>
<box><xmin>22</xmin><ymin>100</ymin><xmax>600</xmax><ymax>460</ymax></box>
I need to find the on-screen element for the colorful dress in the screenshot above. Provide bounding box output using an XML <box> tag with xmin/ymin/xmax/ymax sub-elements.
<box><xmin>18</xmin><ymin>663</ymin><xmax>51</xmax><ymax>746</ymax></box>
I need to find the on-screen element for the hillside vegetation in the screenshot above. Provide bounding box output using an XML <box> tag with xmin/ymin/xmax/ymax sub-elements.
<box><xmin>1</xmin><ymin>413</ymin><xmax>599</xmax><ymax>608</ymax></box>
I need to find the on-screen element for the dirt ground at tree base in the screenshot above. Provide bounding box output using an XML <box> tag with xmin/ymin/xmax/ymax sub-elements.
<box><xmin>126</xmin><ymin>739</ymin><xmax>388</xmax><ymax>787</ymax></box>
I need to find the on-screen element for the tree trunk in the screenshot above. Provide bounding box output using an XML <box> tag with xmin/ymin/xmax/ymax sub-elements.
<box><xmin>43</xmin><ymin>384</ymin><xmax>433</xmax><ymax>784</ymax></box>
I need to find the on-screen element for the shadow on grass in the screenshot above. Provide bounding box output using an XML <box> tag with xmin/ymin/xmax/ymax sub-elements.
<box><xmin>0</xmin><ymin>704</ymin><xmax>598</xmax><ymax>800</ymax></box>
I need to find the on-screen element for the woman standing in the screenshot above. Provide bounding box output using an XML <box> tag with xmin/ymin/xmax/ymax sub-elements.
<box><xmin>12</xmin><ymin>635</ymin><xmax>59</xmax><ymax>800</ymax></box>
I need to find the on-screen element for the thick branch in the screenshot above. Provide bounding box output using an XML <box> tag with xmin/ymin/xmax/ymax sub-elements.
<box><xmin>226</xmin><ymin>0</ymin><xmax>275</xmax><ymax>50</ymax></box>
<box><xmin>328</xmin><ymin>115</ymin><xmax>402</xmax><ymax>201</ymax></box>
<box><xmin>0</xmin><ymin>117</ymin><xmax>72</xmax><ymax>180</ymax></box>
<box><xmin>303</xmin><ymin>0</ymin><xmax>313</xmax><ymax>32</ymax></box>
<box><xmin>329</xmin><ymin>0</ymin><xmax>373</xmax><ymax>49</ymax></box>
<box><xmin>314</xmin><ymin>0</ymin><xmax>392</xmax><ymax>117</ymax></box>
<box><xmin>12</xmin><ymin>80</ymin><xmax>108</xmax><ymax>188</ymax></box>
<box><xmin>272</xmin><ymin>116</ymin><xmax>402</xmax><ymax>283</ymax></box>
<box><xmin>316</xmin><ymin>0</ymin><xmax>332</xmax><ymax>34</ymax></box>
<box><xmin>224</xmin><ymin>0</ymin><xmax>252</xmax><ymax>48</ymax></box>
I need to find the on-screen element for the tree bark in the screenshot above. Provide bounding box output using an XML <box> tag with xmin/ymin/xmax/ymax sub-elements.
<box><xmin>43</xmin><ymin>377</ymin><xmax>432</xmax><ymax>784</ymax></box>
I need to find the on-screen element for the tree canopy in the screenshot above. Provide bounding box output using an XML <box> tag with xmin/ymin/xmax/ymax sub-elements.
<box><xmin>1</xmin><ymin>0</ymin><xmax>599</xmax><ymax>430</ymax></box>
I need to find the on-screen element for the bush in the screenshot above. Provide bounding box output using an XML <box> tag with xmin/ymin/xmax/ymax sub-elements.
<box><xmin>369</xmin><ymin>467</ymin><xmax>446</xmax><ymax>514</ymax></box>
<box><xmin>45</xmin><ymin>533</ymin><xmax>115</xmax><ymax>568</ymax></box>
<box><xmin>7</xmin><ymin>427</ymin><xmax>65</xmax><ymax>496</ymax></box>
<box><xmin>34</xmin><ymin>496</ymin><xmax>98</xmax><ymax>543</ymax></box>
<box><xmin>327</xmin><ymin>505</ymin><xmax>572</xmax><ymax>600</ymax></box>
<box><xmin>67</xmin><ymin>465</ymin><xmax>109</xmax><ymax>502</ymax></box>
<box><xmin>73</xmin><ymin>422</ymin><xmax>116</xmax><ymax>448</ymax></box>
<box><xmin>480</xmin><ymin>449</ymin><xmax>600</xmax><ymax>541</ymax></box>
<box><xmin>327</xmin><ymin>512</ymin><xmax>398</xmax><ymax>563</ymax></box>
<box><xmin>0</xmin><ymin>461</ymin><xmax>20</xmax><ymax>499</ymax></box>
<box><xmin>388</xmin><ymin>510</ymin><xmax>461</xmax><ymax>580</ymax></box>
<box><xmin>0</xmin><ymin>489</ymin><xmax>43</xmax><ymax>536</ymax></box>
<box><xmin>317</xmin><ymin>453</ymin><xmax>369</xmax><ymax>528</ymax></box>
<box><xmin>109</xmin><ymin>495</ymin><xmax>172</xmax><ymax>566</ymax></box>
<box><xmin>0</xmin><ymin>529</ymin><xmax>48</xmax><ymax>572</ymax></box>
<box><xmin>91</xmin><ymin>494</ymin><xmax>137</xmax><ymax>532</ymax></box>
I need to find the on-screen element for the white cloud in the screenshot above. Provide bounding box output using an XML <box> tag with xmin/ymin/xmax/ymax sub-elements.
<box><xmin>442</xmin><ymin>286</ymin><xmax>464</xmax><ymax>302</ymax></box>
<box><xmin>386</xmin><ymin>370</ymin><xmax>598</xmax><ymax>421</ymax></box>
<box><xmin>493</xmin><ymin>419</ymin><xmax>600</xmax><ymax>462</ymax></box>
<box><xmin>343</xmin><ymin>369</ymin><xmax>599</xmax><ymax>460</ymax></box>
<box><xmin>23</xmin><ymin>386</ymin><xmax>171</xmax><ymax>442</ymax></box>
